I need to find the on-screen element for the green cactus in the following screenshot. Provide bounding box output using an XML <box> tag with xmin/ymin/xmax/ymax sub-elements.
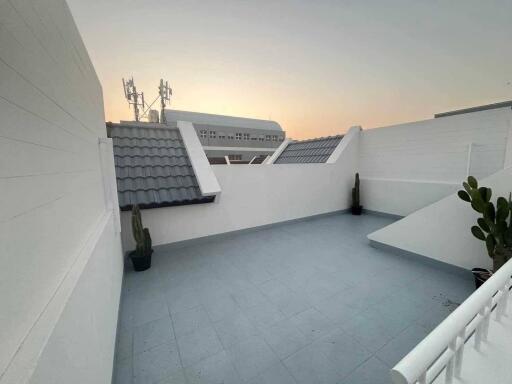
<box><xmin>143</xmin><ymin>227</ymin><xmax>152</xmax><ymax>255</ymax></box>
<box><xmin>131</xmin><ymin>205</ymin><xmax>153</xmax><ymax>257</ymax></box>
<box><xmin>458</xmin><ymin>176</ymin><xmax>512</xmax><ymax>271</ymax></box>
<box><xmin>352</xmin><ymin>173</ymin><xmax>361</xmax><ymax>209</ymax></box>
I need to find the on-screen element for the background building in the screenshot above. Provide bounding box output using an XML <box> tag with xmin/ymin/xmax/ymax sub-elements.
<box><xmin>165</xmin><ymin>109</ymin><xmax>286</xmax><ymax>163</ymax></box>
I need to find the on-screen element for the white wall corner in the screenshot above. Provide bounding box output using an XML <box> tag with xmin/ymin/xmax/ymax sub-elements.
<box><xmin>98</xmin><ymin>138</ymin><xmax>121</xmax><ymax>233</ymax></box>
<box><xmin>326</xmin><ymin>125</ymin><xmax>362</xmax><ymax>164</ymax></box>
<box><xmin>503</xmin><ymin>109</ymin><xmax>512</xmax><ymax>168</ymax></box>
<box><xmin>266</xmin><ymin>138</ymin><xmax>292</xmax><ymax>164</ymax></box>
<box><xmin>177</xmin><ymin>121</ymin><xmax>221</xmax><ymax>197</ymax></box>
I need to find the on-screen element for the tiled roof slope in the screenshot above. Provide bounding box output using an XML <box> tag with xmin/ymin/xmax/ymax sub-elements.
<box><xmin>274</xmin><ymin>135</ymin><xmax>344</xmax><ymax>164</ymax></box>
<box><xmin>109</xmin><ymin>123</ymin><xmax>214</xmax><ymax>210</ymax></box>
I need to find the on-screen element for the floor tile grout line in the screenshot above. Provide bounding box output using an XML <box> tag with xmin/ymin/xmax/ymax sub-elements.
<box><xmin>162</xmin><ymin>281</ymin><xmax>189</xmax><ymax>382</ymax></box>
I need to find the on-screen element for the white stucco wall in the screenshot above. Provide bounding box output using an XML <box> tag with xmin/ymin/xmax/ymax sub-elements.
<box><xmin>359</xmin><ymin>108</ymin><xmax>512</xmax><ymax>216</ymax></box>
<box><xmin>368</xmin><ymin>167</ymin><xmax>512</xmax><ymax>270</ymax></box>
<box><xmin>120</xmin><ymin>127</ymin><xmax>361</xmax><ymax>250</ymax></box>
<box><xmin>0</xmin><ymin>1</ymin><xmax>122</xmax><ymax>383</ymax></box>
<box><xmin>360</xmin><ymin>178</ymin><xmax>459</xmax><ymax>217</ymax></box>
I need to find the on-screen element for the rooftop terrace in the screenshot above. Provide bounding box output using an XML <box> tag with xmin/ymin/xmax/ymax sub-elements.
<box><xmin>113</xmin><ymin>213</ymin><xmax>473</xmax><ymax>384</ymax></box>
<box><xmin>4</xmin><ymin>2</ymin><xmax>512</xmax><ymax>384</ymax></box>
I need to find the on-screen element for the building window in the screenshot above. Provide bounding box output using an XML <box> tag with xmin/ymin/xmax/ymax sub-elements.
<box><xmin>235</xmin><ymin>133</ymin><xmax>242</xmax><ymax>140</ymax></box>
<box><xmin>228</xmin><ymin>154</ymin><xmax>242</xmax><ymax>161</ymax></box>
<box><xmin>227</xmin><ymin>134</ymin><xmax>234</xmax><ymax>140</ymax></box>
<box><xmin>200</xmin><ymin>130</ymin><xmax>207</xmax><ymax>138</ymax></box>
<box><xmin>265</xmin><ymin>135</ymin><xmax>271</xmax><ymax>141</ymax></box>
<box><xmin>243</xmin><ymin>133</ymin><xmax>250</xmax><ymax>140</ymax></box>
<box><xmin>272</xmin><ymin>135</ymin><xmax>278</xmax><ymax>141</ymax></box>
<box><xmin>209</xmin><ymin>131</ymin><xmax>216</xmax><ymax>138</ymax></box>
<box><xmin>259</xmin><ymin>136</ymin><xmax>265</xmax><ymax>141</ymax></box>
<box><xmin>218</xmin><ymin>132</ymin><xmax>226</xmax><ymax>139</ymax></box>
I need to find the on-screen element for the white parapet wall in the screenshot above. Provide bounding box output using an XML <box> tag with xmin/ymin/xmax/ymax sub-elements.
<box><xmin>120</xmin><ymin>127</ymin><xmax>361</xmax><ymax>249</ymax></box>
<box><xmin>0</xmin><ymin>1</ymin><xmax>123</xmax><ymax>383</ymax></box>
<box><xmin>368</xmin><ymin>167</ymin><xmax>512</xmax><ymax>270</ymax></box>
<box><xmin>359</xmin><ymin>107</ymin><xmax>512</xmax><ymax>216</ymax></box>
<box><xmin>178</xmin><ymin>121</ymin><xmax>221</xmax><ymax>197</ymax></box>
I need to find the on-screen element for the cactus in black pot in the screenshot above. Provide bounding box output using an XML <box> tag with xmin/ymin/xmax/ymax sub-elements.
<box><xmin>351</xmin><ymin>173</ymin><xmax>362</xmax><ymax>215</ymax></box>
<box><xmin>458</xmin><ymin>176</ymin><xmax>512</xmax><ymax>287</ymax></box>
<box><xmin>130</xmin><ymin>205</ymin><xmax>153</xmax><ymax>271</ymax></box>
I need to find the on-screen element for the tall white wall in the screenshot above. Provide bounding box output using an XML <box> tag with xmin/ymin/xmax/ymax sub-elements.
<box><xmin>368</xmin><ymin>167</ymin><xmax>512</xmax><ymax>270</ymax></box>
<box><xmin>0</xmin><ymin>1</ymin><xmax>122</xmax><ymax>383</ymax></box>
<box><xmin>120</xmin><ymin>128</ymin><xmax>360</xmax><ymax>250</ymax></box>
<box><xmin>359</xmin><ymin>108</ymin><xmax>512</xmax><ymax>216</ymax></box>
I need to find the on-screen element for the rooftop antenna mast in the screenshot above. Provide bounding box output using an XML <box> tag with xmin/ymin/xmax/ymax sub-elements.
<box><xmin>122</xmin><ymin>77</ymin><xmax>145</xmax><ymax>122</ymax></box>
<box><xmin>158</xmin><ymin>79</ymin><xmax>172</xmax><ymax>123</ymax></box>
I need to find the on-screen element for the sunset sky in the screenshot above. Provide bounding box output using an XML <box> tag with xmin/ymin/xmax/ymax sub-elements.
<box><xmin>67</xmin><ymin>0</ymin><xmax>511</xmax><ymax>139</ymax></box>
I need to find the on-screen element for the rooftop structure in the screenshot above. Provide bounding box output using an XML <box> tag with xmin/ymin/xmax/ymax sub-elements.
<box><xmin>165</xmin><ymin>110</ymin><xmax>282</xmax><ymax>131</ymax></box>
<box><xmin>108</xmin><ymin>122</ymin><xmax>214</xmax><ymax>210</ymax></box>
<box><xmin>165</xmin><ymin>109</ymin><xmax>286</xmax><ymax>163</ymax></box>
<box><xmin>273</xmin><ymin>135</ymin><xmax>344</xmax><ymax>164</ymax></box>
<box><xmin>4</xmin><ymin>2</ymin><xmax>512</xmax><ymax>384</ymax></box>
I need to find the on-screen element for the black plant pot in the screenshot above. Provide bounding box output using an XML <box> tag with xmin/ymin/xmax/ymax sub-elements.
<box><xmin>129</xmin><ymin>250</ymin><xmax>153</xmax><ymax>272</ymax></box>
<box><xmin>351</xmin><ymin>206</ymin><xmax>363</xmax><ymax>215</ymax></box>
<box><xmin>472</xmin><ymin>268</ymin><xmax>492</xmax><ymax>289</ymax></box>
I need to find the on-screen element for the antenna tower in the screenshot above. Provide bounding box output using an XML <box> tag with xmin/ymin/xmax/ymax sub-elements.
<box><xmin>122</xmin><ymin>77</ymin><xmax>145</xmax><ymax>121</ymax></box>
<box><xmin>158</xmin><ymin>79</ymin><xmax>172</xmax><ymax>123</ymax></box>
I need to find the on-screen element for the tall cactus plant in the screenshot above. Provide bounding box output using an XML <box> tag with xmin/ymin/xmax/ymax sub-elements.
<box><xmin>458</xmin><ymin>176</ymin><xmax>512</xmax><ymax>271</ymax></box>
<box><xmin>131</xmin><ymin>205</ymin><xmax>152</xmax><ymax>257</ymax></box>
<box><xmin>352</xmin><ymin>173</ymin><xmax>360</xmax><ymax>208</ymax></box>
<box><xmin>351</xmin><ymin>173</ymin><xmax>362</xmax><ymax>215</ymax></box>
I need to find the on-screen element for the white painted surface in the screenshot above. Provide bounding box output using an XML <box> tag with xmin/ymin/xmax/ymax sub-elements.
<box><xmin>392</xmin><ymin>258</ymin><xmax>512</xmax><ymax>384</ymax></box>
<box><xmin>326</xmin><ymin>126</ymin><xmax>360</xmax><ymax>163</ymax></box>
<box><xmin>178</xmin><ymin>121</ymin><xmax>221</xmax><ymax>197</ymax></box>
<box><xmin>120</xmin><ymin>128</ymin><xmax>360</xmax><ymax>250</ymax></box>
<box><xmin>359</xmin><ymin>108</ymin><xmax>512</xmax><ymax>215</ymax></box>
<box><xmin>361</xmin><ymin>178</ymin><xmax>459</xmax><ymax>217</ymax></box>
<box><xmin>368</xmin><ymin>167</ymin><xmax>512</xmax><ymax>270</ymax></box>
<box><xmin>0</xmin><ymin>1</ymin><xmax>122</xmax><ymax>383</ymax></box>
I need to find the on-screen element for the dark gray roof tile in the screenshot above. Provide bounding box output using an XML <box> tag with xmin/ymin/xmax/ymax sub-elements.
<box><xmin>274</xmin><ymin>135</ymin><xmax>344</xmax><ymax>164</ymax></box>
<box><xmin>109</xmin><ymin>123</ymin><xmax>214</xmax><ymax>210</ymax></box>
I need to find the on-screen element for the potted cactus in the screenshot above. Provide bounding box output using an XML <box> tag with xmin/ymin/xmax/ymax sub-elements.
<box><xmin>351</xmin><ymin>173</ymin><xmax>363</xmax><ymax>215</ymax></box>
<box><xmin>129</xmin><ymin>205</ymin><xmax>153</xmax><ymax>271</ymax></box>
<box><xmin>457</xmin><ymin>176</ymin><xmax>512</xmax><ymax>288</ymax></box>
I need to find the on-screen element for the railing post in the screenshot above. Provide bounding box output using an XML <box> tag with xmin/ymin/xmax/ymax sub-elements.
<box><xmin>454</xmin><ymin>329</ymin><xmax>465</xmax><ymax>378</ymax></box>
<box><xmin>502</xmin><ymin>279</ymin><xmax>511</xmax><ymax>315</ymax></box>
<box><xmin>482</xmin><ymin>298</ymin><xmax>492</xmax><ymax>341</ymax></box>
<box><xmin>474</xmin><ymin>308</ymin><xmax>484</xmax><ymax>350</ymax></box>
<box><xmin>496</xmin><ymin>288</ymin><xmax>505</xmax><ymax>321</ymax></box>
<box><xmin>445</xmin><ymin>339</ymin><xmax>456</xmax><ymax>383</ymax></box>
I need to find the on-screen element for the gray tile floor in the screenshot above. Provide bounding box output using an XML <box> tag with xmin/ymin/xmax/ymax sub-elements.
<box><xmin>113</xmin><ymin>213</ymin><xmax>474</xmax><ymax>384</ymax></box>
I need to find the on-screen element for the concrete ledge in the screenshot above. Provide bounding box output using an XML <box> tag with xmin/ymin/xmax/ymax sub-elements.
<box><xmin>178</xmin><ymin>121</ymin><xmax>221</xmax><ymax>197</ymax></box>
<box><xmin>369</xmin><ymin>239</ymin><xmax>473</xmax><ymax>279</ymax></box>
<box><xmin>153</xmin><ymin>209</ymin><xmax>350</xmax><ymax>252</ymax></box>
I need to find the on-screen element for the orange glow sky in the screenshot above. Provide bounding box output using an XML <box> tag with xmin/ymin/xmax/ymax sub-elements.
<box><xmin>67</xmin><ymin>0</ymin><xmax>511</xmax><ymax>139</ymax></box>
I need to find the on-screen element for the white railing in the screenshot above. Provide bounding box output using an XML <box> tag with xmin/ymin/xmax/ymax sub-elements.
<box><xmin>391</xmin><ymin>258</ymin><xmax>512</xmax><ymax>384</ymax></box>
